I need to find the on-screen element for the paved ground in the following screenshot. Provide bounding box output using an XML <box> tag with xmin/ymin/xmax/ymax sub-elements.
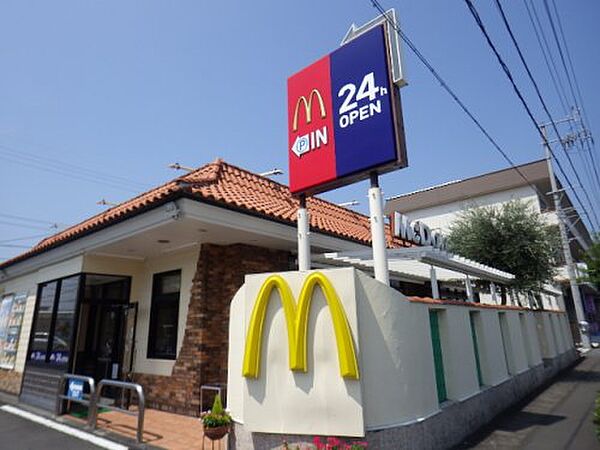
<box><xmin>457</xmin><ymin>350</ymin><xmax>600</xmax><ymax>450</ymax></box>
<box><xmin>0</xmin><ymin>403</ymin><xmax>101</xmax><ymax>450</ymax></box>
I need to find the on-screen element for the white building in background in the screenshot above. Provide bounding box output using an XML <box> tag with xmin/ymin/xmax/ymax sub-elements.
<box><xmin>385</xmin><ymin>159</ymin><xmax>599</xmax><ymax>339</ymax></box>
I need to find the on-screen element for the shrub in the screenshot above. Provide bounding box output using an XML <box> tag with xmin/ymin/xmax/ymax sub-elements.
<box><xmin>201</xmin><ymin>394</ymin><xmax>232</xmax><ymax>428</ymax></box>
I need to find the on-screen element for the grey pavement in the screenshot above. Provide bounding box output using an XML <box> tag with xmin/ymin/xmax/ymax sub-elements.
<box><xmin>0</xmin><ymin>403</ymin><xmax>101</xmax><ymax>450</ymax></box>
<box><xmin>457</xmin><ymin>350</ymin><xmax>600</xmax><ymax>450</ymax></box>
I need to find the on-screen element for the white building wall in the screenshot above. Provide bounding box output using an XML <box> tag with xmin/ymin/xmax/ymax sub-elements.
<box><xmin>398</xmin><ymin>186</ymin><xmax>540</xmax><ymax>234</ymax></box>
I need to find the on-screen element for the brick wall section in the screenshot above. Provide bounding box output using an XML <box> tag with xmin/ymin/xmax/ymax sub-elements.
<box><xmin>0</xmin><ymin>370</ymin><xmax>23</xmax><ymax>395</ymax></box>
<box><xmin>134</xmin><ymin>243</ymin><xmax>292</xmax><ymax>416</ymax></box>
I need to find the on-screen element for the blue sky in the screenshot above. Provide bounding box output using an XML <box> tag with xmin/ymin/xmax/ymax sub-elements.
<box><xmin>1</xmin><ymin>1</ymin><xmax>599</xmax><ymax>261</ymax></box>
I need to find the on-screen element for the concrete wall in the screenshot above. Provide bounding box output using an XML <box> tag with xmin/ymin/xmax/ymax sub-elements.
<box><xmin>228</xmin><ymin>268</ymin><xmax>575</xmax><ymax>449</ymax></box>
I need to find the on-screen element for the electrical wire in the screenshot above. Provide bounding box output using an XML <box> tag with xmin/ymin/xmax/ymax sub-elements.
<box><xmin>0</xmin><ymin>234</ymin><xmax>51</xmax><ymax>244</ymax></box>
<box><xmin>524</xmin><ymin>0</ymin><xmax>600</xmax><ymax>207</ymax></box>
<box><xmin>0</xmin><ymin>213</ymin><xmax>62</xmax><ymax>226</ymax></box>
<box><xmin>368</xmin><ymin>0</ymin><xmax>594</xmax><ymax>233</ymax></box>
<box><xmin>464</xmin><ymin>0</ymin><xmax>599</xmax><ymax>231</ymax></box>
<box><xmin>494</xmin><ymin>0</ymin><xmax>600</xmax><ymax>212</ymax></box>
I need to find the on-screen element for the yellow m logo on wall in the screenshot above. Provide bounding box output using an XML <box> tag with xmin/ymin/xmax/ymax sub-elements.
<box><xmin>242</xmin><ymin>272</ymin><xmax>359</xmax><ymax>380</ymax></box>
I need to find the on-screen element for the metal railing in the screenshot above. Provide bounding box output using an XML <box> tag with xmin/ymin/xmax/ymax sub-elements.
<box><xmin>90</xmin><ymin>379</ymin><xmax>146</xmax><ymax>444</ymax></box>
<box><xmin>55</xmin><ymin>374</ymin><xmax>96</xmax><ymax>427</ymax></box>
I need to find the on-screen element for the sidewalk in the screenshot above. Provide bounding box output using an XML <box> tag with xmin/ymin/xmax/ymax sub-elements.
<box><xmin>456</xmin><ymin>350</ymin><xmax>600</xmax><ymax>449</ymax></box>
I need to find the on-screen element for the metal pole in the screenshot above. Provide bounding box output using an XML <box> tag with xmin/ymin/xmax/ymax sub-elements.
<box><xmin>542</xmin><ymin>125</ymin><xmax>590</xmax><ymax>348</ymax></box>
<box><xmin>369</xmin><ymin>172</ymin><xmax>390</xmax><ymax>285</ymax></box>
<box><xmin>465</xmin><ymin>275</ymin><xmax>474</xmax><ymax>302</ymax></box>
<box><xmin>297</xmin><ymin>194</ymin><xmax>311</xmax><ymax>271</ymax></box>
<box><xmin>490</xmin><ymin>282</ymin><xmax>498</xmax><ymax>305</ymax></box>
<box><xmin>430</xmin><ymin>266</ymin><xmax>440</xmax><ymax>299</ymax></box>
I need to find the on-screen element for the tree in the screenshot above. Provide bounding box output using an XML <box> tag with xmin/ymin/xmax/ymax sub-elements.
<box><xmin>581</xmin><ymin>237</ymin><xmax>600</xmax><ymax>289</ymax></box>
<box><xmin>447</xmin><ymin>200</ymin><xmax>560</xmax><ymax>294</ymax></box>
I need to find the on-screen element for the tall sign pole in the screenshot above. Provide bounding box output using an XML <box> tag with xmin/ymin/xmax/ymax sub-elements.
<box><xmin>369</xmin><ymin>172</ymin><xmax>390</xmax><ymax>285</ymax></box>
<box><xmin>541</xmin><ymin>124</ymin><xmax>590</xmax><ymax>348</ymax></box>
<box><xmin>297</xmin><ymin>194</ymin><xmax>311</xmax><ymax>271</ymax></box>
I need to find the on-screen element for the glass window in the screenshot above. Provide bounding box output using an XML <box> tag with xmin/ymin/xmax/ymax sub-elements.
<box><xmin>148</xmin><ymin>270</ymin><xmax>181</xmax><ymax>360</ymax></box>
<box><xmin>49</xmin><ymin>276</ymin><xmax>79</xmax><ymax>365</ymax></box>
<box><xmin>29</xmin><ymin>281</ymin><xmax>57</xmax><ymax>362</ymax></box>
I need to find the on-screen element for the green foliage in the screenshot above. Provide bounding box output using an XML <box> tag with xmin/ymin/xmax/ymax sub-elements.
<box><xmin>581</xmin><ymin>236</ymin><xmax>600</xmax><ymax>289</ymax></box>
<box><xmin>201</xmin><ymin>393</ymin><xmax>232</xmax><ymax>428</ymax></box>
<box><xmin>447</xmin><ymin>200</ymin><xmax>560</xmax><ymax>291</ymax></box>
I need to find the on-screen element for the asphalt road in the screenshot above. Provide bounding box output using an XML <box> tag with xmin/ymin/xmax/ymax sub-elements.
<box><xmin>0</xmin><ymin>404</ymin><xmax>101</xmax><ymax>450</ymax></box>
<box><xmin>457</xmin><ymin>350</ymin><xmax>600</xmax><ymax>450</ymax></box>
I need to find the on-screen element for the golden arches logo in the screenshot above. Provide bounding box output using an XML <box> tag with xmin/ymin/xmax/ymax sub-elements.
<box><xmin>292</xmin><ymin>89</ymin><xmax>327</xmax><ymax>132</ymax></box>
<box><xmin>242</xmin><ymin>272</ymin><xmax>359</xmax><ymax>380</ymax></box>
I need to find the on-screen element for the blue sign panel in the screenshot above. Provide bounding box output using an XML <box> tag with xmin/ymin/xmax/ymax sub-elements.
<box><xmin>330</xmin><ymin>25</ymin><xmax>399</xmax><ymax>178</ymax></box>
<box><xmin>67</xmin><ymin>379</ymin><xmax>84</xmax><ymax>400</ymax></box>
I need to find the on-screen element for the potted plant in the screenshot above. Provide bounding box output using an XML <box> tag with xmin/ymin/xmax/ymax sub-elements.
<box><xmin>201</xmin><ymin>393</ymin><xmax>232</xmax><ymax>441</ymax></box>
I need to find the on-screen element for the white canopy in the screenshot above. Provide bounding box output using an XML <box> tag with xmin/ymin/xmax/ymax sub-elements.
<box><xmin>319</xmin><ymin>246</ymin><xmax>515</xmax><ymax>284</ymax></box>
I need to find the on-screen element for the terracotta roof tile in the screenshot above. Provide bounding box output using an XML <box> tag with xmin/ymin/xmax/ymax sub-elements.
<box><xmin>1</xmin><ymin>159</ymin><xmax>410</xmax><ymax>270</ymax></box>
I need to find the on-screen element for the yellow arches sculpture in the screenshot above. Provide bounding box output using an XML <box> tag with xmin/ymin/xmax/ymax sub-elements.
<box><xmin>242</xmin><ymin>272</ymin><xmax>359</xmax><ymax>380</ymax></box>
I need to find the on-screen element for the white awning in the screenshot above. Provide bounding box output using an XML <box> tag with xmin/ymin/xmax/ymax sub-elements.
<box><xmin>319</xmin><ymin>246</ymin><xmax>515</xmax><ymax>284</ymax></box>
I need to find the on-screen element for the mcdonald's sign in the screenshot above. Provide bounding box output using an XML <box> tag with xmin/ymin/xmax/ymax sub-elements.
<box><xmin>288</xmin><ymin>24</ymin><xmax>407</xmax><ymax>195</ymax></box>
<box><xmin>242</xmin><ymin>272</ymin><xmax>359</xmax><ymax>380</ymax></box>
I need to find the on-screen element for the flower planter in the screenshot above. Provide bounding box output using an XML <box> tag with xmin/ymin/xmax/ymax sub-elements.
<box><xmin>203</xmin><ymin>424</ymin><xmax>230</xmax><ymax>441</ymax></box>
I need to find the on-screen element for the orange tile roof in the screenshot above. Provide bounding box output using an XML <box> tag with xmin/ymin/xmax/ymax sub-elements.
<box><xmin>408</xmin><ymin>296</ymin><xmax>565</xmax><ymax>312</ymax></box>
<box><xmin>0</xmin><ymin>159</ymin><xmax>411</xmax><ymax>270</ymax></box>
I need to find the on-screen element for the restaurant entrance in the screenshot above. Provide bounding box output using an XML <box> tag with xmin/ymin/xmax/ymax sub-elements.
<box><xmin>20</xmin><ymin>273</ymin><xmax>134</xmax><ymax>412</ymax></box>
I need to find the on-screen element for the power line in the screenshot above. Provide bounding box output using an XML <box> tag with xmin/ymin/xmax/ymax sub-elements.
<box><xmin>0</xmin><ymin>143</ymin><xmax>149</xmax><ymax>190</ymax></box>
<box><xmin>368</xmin><ymin>0</ymin><xmax>594</xmax><ymax>232</ymax></box>
<box><xmin>464</xmin><ymin>0</ymin><xmax>599</xmax><ymax>231</ymax></box>
<box><xmin>495</xmin><ymin>0</ymin><xmax>600</xmax><ymax>210</ymax></box>
<box><xmin>0</xmin><ymin>144</ymin><xmax>149</xmax><ymax>193</ymax></box>
<box><xmin>522</xmin><ymin>0</ymin><xmax>569</xmax><ymax>114</ymax></box>
<box><xmin>546</xmin><ymin>0</ymin><xmax>600</xmax><ymax>203</ymax></box>
<box><xmin>523</xmin><ymin>0</ymin><xmax>600</xmax><ymax>205</ymax></box>
<box><xmin>0</xmin><ymin>213</ymin><xmax>62</xmax><ymax>227</ymax></box>
<box><xmin>0</xmin><ymin>220</ymin><xmax>58</xmax><ymax>231</ymax></box>
<box><xmin>0</xmin><ymin>234</ymin><xmax>51</xmax><ymax>244</ymax></box>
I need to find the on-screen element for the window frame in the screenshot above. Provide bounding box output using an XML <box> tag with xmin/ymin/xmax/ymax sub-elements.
<box><xmin>147</xmin><ymin>269</ymin><xmax>181</xmax><ymax>360</ymax></box>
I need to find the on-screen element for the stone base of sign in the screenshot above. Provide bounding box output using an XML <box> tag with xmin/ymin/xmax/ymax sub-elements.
<box><xmin>228</xmin><ymin>349</ymin><xmax>578</xmax><ymax>450</ymax></box>
<box><xmin>0</xmin><ymin>369</ymin><xmax>23</xmax><ymax>395</ymax></box>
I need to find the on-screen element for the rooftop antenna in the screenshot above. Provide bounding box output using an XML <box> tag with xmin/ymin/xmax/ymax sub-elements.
<box><xmin>97</xmin><ymin>199</ymin><xmax>118</xmax><ymax>207</ymax></box>
<box><xmin>168</xmin><ymin>162</ymin><xmax>195</xmax><ymax>173</ymax></box>
<box><xmin>337</xmin><ymin>200</ymin><xmax>360</xmax><ymax>207</ymax></box>
<box><xmin>259</xmin><ymin>168</ymin><xmax>284</xmax><ymax>177</ymax></box>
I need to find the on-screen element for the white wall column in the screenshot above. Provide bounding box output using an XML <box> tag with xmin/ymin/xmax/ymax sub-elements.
<box><xmin>369</xmin><ymin>173</ymin><xmax>389</xmax><ymax>286</ymax></box>
<box><xmin>430</xmin><ymin>265</ymin><xmax>440</xmax><ymax>299</ymax></box>
<box><xmin>297</xmin><ymin>194</ymin><xmax>311</xmax><ymax>271</ymax></box>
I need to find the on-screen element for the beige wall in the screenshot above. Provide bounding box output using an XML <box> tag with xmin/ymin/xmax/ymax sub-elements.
<box><xmin>83</xmin><ymin>247</ymin><xmax>199</xmax><ymax>376</ymax></box>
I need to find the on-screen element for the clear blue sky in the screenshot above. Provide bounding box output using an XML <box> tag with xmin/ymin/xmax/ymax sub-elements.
<box><xmin>1</xmin><ymin>1</ymin><xmax>599</xmax><ymax>261</ymax></box>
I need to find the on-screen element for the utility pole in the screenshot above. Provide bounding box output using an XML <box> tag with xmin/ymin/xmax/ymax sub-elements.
<box><xmin>541</xmin><ymin>123</ymin><xmax>590</xmax><ymax>349</ymax></box>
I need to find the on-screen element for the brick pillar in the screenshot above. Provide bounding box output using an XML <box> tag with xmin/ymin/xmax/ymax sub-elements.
<box><xmin>135</xmin><ymin>243</ymin><xmax>292</xmax><ymax>416</ymax></box>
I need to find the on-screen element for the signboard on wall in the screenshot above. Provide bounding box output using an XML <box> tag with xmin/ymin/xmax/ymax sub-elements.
<box><xmin>288</xmin><ymin>23</ymin><xmax>407</xmax><ymax>195</ymax></box>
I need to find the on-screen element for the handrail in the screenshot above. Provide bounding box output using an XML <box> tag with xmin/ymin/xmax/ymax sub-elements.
<box><xmin>55</xmin><ymin>374</ymin><xmax>96</xmax><ymax>428</ymax></box>
<box><xmin>91</xmin><ymin>379</ymin><xmax>145</xmax><ymax>444</ymax></box>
